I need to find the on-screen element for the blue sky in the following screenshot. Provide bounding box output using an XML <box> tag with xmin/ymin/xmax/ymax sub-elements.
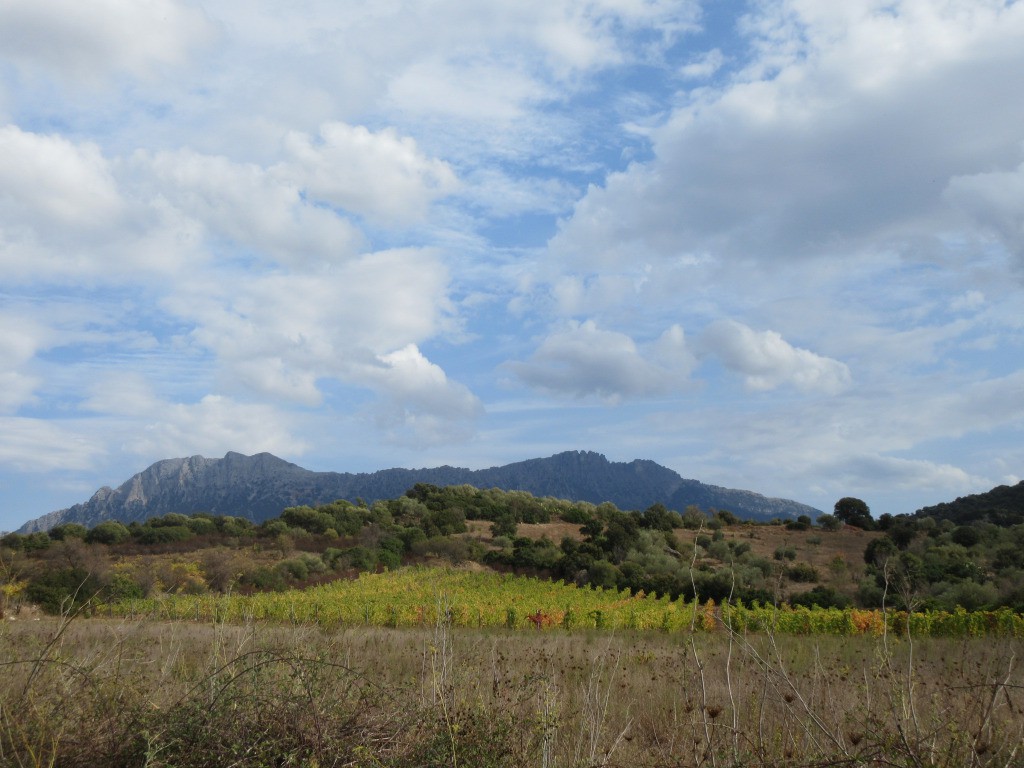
<box><xmin>2</xmin><ymin>0</ymin><xmax>1023</xmax><ymax>532</ymax></box>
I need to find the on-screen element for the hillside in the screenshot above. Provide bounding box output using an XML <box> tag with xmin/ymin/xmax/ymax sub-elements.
<box><xmin>914</xmin><ymin>480</ymin><xmax>1024</xmax><ymax>526</ymax></box>
<box><xmin>6</xmin><ymin>480</ymin><xmax>1024</xmax><ymax>615</ymax></box>
<box><xmin>17</xmin><ymin>450</ymin><xmax>821</xmax><ymax>533</ymax></box>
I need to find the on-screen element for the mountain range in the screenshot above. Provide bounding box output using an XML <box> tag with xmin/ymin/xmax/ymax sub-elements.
<box><xmin>17</xmin><ymin>450</ymin><xmax>823</xmax><ymax>533</ymax></box>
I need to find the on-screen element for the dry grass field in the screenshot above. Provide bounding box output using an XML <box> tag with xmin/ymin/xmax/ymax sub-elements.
<box><xmin>2</xmin><ymin>612</ymin><xmax>1020</xmax><ymax>767</ymax></box>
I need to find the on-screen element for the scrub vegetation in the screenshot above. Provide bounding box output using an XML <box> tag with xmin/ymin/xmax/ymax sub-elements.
<box><xmin>2</xmin><ymin>611</ymin><xmax>1021</xmax><ymax>767</ymax></box>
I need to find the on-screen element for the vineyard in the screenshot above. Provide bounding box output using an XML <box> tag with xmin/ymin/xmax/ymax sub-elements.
<box><xmin>109</xmin><ymin>566</ymin><xmax>1024</xmax><ymax>637</ymax></box>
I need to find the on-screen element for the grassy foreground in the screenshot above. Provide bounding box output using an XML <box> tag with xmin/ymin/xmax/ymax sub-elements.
<box><xmin>2</xmin><ymin>612</ymin><xmax>1022</xmax><ymax>767</ymax></box>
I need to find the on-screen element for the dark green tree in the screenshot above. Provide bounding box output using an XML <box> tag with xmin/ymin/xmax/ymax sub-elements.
<box><xmin>834</xmin><ymin>497</ymin><xmax>873</xmax><ymax>529</ymax></box>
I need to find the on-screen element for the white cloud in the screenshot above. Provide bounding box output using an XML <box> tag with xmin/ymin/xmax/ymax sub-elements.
<box><xmin>701</xmin><ymin>320</ymin><xmax>851</xmax><ymax>394</ymax></box>
<box><xmin>138</xmin><ymin>146</ymin><xmax>365</xmax><ymax>267</ymax></box>
<box><xmin>357</xmin><ymin>344</ymin><xmax>483</xmax><ymax>444</ymax></box>
<box><xmin>823</xmin><ymin>455</ymin><xmax>980</xmax><ymax>493</ymax></box>
<box><xmin>551</xmin><ymin>0</ymin><xmax>1024</xmax><ymax>268</ymax></box>
<box><xmin>0</xmin><ymin>418</ymin><xmax>100</xmax><ymax>472</ymax></box>
<box><xmin>387</xmin><ymin>58</ymin><xmax>549</xmax><ymax>124</ymax></box>
<box><xmin>680</xmin><ymin>48</ymin><xmax>724</xmax><ymax>79</ymax></box>
<box><xmin>279</xmin><ymin>122</ymin><xmax>459</xmax><ymax>225</ymax></box>
<box><xmin>509</xmin><ymin>320</ymin><xmax>696</xmax><ymax>401</ymax></box>
<box><xmin>0</xmin><ymin>0</ymin><xmax>216</xmax><ymax>82</ymax></box>
<box><xmin>81</xmin><ymin>373</ymin><xmax>307</xmax><ymax>460</ymax></box>
<box><xmin>0</xmin><ymin>126</ymin><xmax>122</xmax><ymax>231</ymax></box>
<box><xmin>0</xmin><ymin>323</ymin><xmax>42</xmax><ymax>413</ymax></box>
<box><xmin>136</xmin><ymin>395</ymin><xmax>309</xmax><ymax>460</ymax></box>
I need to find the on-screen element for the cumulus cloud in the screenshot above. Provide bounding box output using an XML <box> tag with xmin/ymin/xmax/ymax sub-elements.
<box><xmin>701</xmin><ymin>320</ymin><xmax>851</xmax><ymax>394</ymax></box>
<box><xmin>0</xmin><ymin>0</ymin><xmax>215</xmax><ymax>82</ymax></box>
<box><xmin>139</xmin><ymin>147</ymin><xmax>365</xmax><ymax>267</ymax></box>
<box><xmin>173</xmin><ymin>247</ymin><xmax>454</xmax><ymax>398</ymax></box>
<box><xmin>355</xmin><ymin>344</ymin><xmax>483</xmax><ymax>444</ymax></box>
<box><xmin>279</xmin><ymin>123</ymin><xmax>459</xmax><ymax>225</ymax></box>
<box><xmin>509</xmin><ymin>320</ymin><xmax>696</xmax><ymax>401</ymax></box>
<box><xmin>81</xmin><ymin>373</ymin><xmax>308</xmax><ymax>459</ymax></box>
<box><xmin>0</xmin><ymin>126</ymin><xmax>122</xmax><ymax>231</ymax></box>
<box><xmin>136</xmin><ymin>395</ymin><xmax>309</xmax><ymax>460</ymax></box>
<box><xmin>551</xmin><ymin>1</ymin><xmax>1024</xmax><ymax>267</ymax></box>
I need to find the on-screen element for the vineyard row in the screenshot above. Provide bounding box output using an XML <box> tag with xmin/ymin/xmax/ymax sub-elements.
<box><xmin>106</xmin><ymin>567</ymin><xmax>1024</xmax><ymax>637</ymax></box>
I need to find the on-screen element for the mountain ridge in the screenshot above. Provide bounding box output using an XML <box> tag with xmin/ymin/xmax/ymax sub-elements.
<box><xmin>17</xmin><ymin>450</ymin><xmax>823</xmax><ymax>533</ymax></box>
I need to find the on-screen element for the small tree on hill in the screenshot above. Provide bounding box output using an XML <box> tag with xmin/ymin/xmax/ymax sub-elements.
<box><xmin>834</xmin><ymin>497</ymin><xmax>874</xmax><ymax>530</ymax></box>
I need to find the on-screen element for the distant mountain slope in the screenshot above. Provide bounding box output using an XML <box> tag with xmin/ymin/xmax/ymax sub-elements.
<box><xmin>914</xmin><ymin>481</ymin><xmax>1024</xmax><ymax>526</ymax></box>
<box><xmin>17</xmin><ymin>450</ymin><xmax>822</xmax><ymax>532</ymax></box>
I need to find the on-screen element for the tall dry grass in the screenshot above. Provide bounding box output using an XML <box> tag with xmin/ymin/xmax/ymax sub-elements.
<box><xmin>1</xmin><ymin>610</ymin><xmax>1021</xmax><ymax>767</ymax></box>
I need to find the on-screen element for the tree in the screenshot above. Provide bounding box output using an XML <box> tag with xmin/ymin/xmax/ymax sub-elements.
<box><xmin>490</xmin><ymin>513</ymin><xmax>518</xmax><ymax>539</ymax></box>
<box><xmin>641</xmin><ymin>503</ymin><xmax>680</xmax><ymax>531</ymax></box>
<box><xmin>816</xmin><ymin>513</ymin><xmax>842</xmax><ymax>531</ymax></box>
<box><xmin>834</xmin><ymin>497</ymin><xmax>874</xmax><ymax>530</ymax></box>
<box><xmin>85</xmin><ymin>521</ymin><xmax>130</xmax><ymax>545</ymax></box>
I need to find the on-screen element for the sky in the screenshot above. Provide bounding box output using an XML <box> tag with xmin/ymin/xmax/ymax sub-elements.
<box><xmin>1</xmin><ymin>0</ymin><xmax>1023</xmax><ymax>532</ymax></box>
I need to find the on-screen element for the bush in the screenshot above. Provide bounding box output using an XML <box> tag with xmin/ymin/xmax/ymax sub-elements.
<box><xmin>785</xmin><ymin>563</ymin><xmax>820</xmax><ymax>583</ymax></box>
<box><xmin>106</xmin><ymin>572</ymin><xmax>145</xmax><ymax>601</ymax></box>
<box><xmin>789</xmin><ymin>586</ymin><xmax>851</xmax><ymax>609</ymax></box>
<box><xmin>48</xmin><ymin>523</ymin><xmax>88</xmax><ymax>541</ymax></box>
<box><xmin>26</xmin><ymin>567</ymin><xmax>101</xmax><ymax>613</ymax></box>
<box><xmin>490</xmin><ymin>514</ymin><xmax>518</xmax><ymax>539</ymax></box>
<box><xmin>277</xmin><ymin>558</ymin><xmax>310</xmax><ymax>581</ymax></box>
<box><xmin>816</xmin><ymin>514</ymin><xmax>842</xmax><ymax>531</ymax></box>
<box><xmin>186</xmin><ymin>516</ymin><xmax>218</xmax><ymax>536</ymax></box>
<box><xmin>135</xmin><ymin>525</ymin><xmax>194</xmax><ymax>544</ymax></box>
<box><xmin>242</xmin><ymin>566</ymin><xmax>287</xmax><ymax>592</ymax></box>
<box><xmin>21</xmin><ymin>532</ymin><xmax>52</xmax><ymax>551</ymax></box>
<box><xmin>681</xmin><ymin>507</ymin><xmax>707</xmax><ymax>530</ymax></box>
<box><xmin>411</xmin><ymin>536</ymin><xmax>480</xmax><ymax>565</ymax></box>
<box><xmin>729</xmin><ymin>541</ymin><xmax>752</xmax><ymax>557</ymax></box>
<box><xmin>714</xmin><ymin>510</ymin><xmax>740</xmax><ymax>526</ymax></box>
<box><xmin>282</xmin><ymin>506</ymin><xmax>337</xmax><ymax>535</ymax></box>
<box><xmin>218</xmin><ymin>516</ymin><xmax>254</xmax><ymax>537</ymax></box>
<box><xmin>85</xmin><ymin>521</ymin><xmax>130</xmax><ymax>545</ymax></box>
<box><xmin>774</xmin><ymin>546</ymin><xmax>797</xmax><ymax>562</ymax></box>
<box><xmin>149</xmin><ymin>513</ymin><xmax>192</xmax><ymax>528</ymax></box>
<box><xmin>706</xmin><ymin>541</ymin><xmax>732</xmax><ymax>561</ymax></box>
<box><xmin>951</xmin><ymin>525</ymin><xmax>981</xmax><ymax>548</ymax></box>
<box><xmin>559</xmin><ymin>506</ymin><xmax>596</xmax><ymax>525</ymax></box>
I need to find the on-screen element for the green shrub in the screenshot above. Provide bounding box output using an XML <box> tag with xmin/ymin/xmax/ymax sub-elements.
<box><xmin>85</xmin><ymin>521</ymin><xmax>130</xmax><ymax>545</ymax></box>
<box><xmin>48</xmin><ymin>523</ymin><xmax>88</xmax><ymax>541</ymax></box>
<box><xmin>786</xmin><ymin>562</ymin><xmax>820</xmax><ymax>583</ymax></box>
<box><xmin>26</xmin><ymin>567</ymin><xmax>100</xmax><ymax>613</ymax></box>
<box><xmin>789</xmin><ymin>586</ymin><xmax>850</xmax><ymax>609</ymax></box>
<box><xmin>186</xmin><ymin>516</ymin><xmax>218</xmax><ymax>536</ymax></box>
<box><xmin>277</xmin><ymin>558</ymin><xmax>310</xmax><ymax>581</ymax></box>
<box><xmin>135</xmin><ymin>525</ymin><xmax>194</xmax><ymax>544</ymax></box>
<box><xmin>774</xmin><ymin>546</ymin><xmax>797</xmax><ymax>562</ymax></box>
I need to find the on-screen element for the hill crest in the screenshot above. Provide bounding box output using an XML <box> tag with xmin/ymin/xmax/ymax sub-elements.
<box><xmin>17</xmin><ymin>450</ymin><xmax>822</xmax><ymax>533</ymax></box>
